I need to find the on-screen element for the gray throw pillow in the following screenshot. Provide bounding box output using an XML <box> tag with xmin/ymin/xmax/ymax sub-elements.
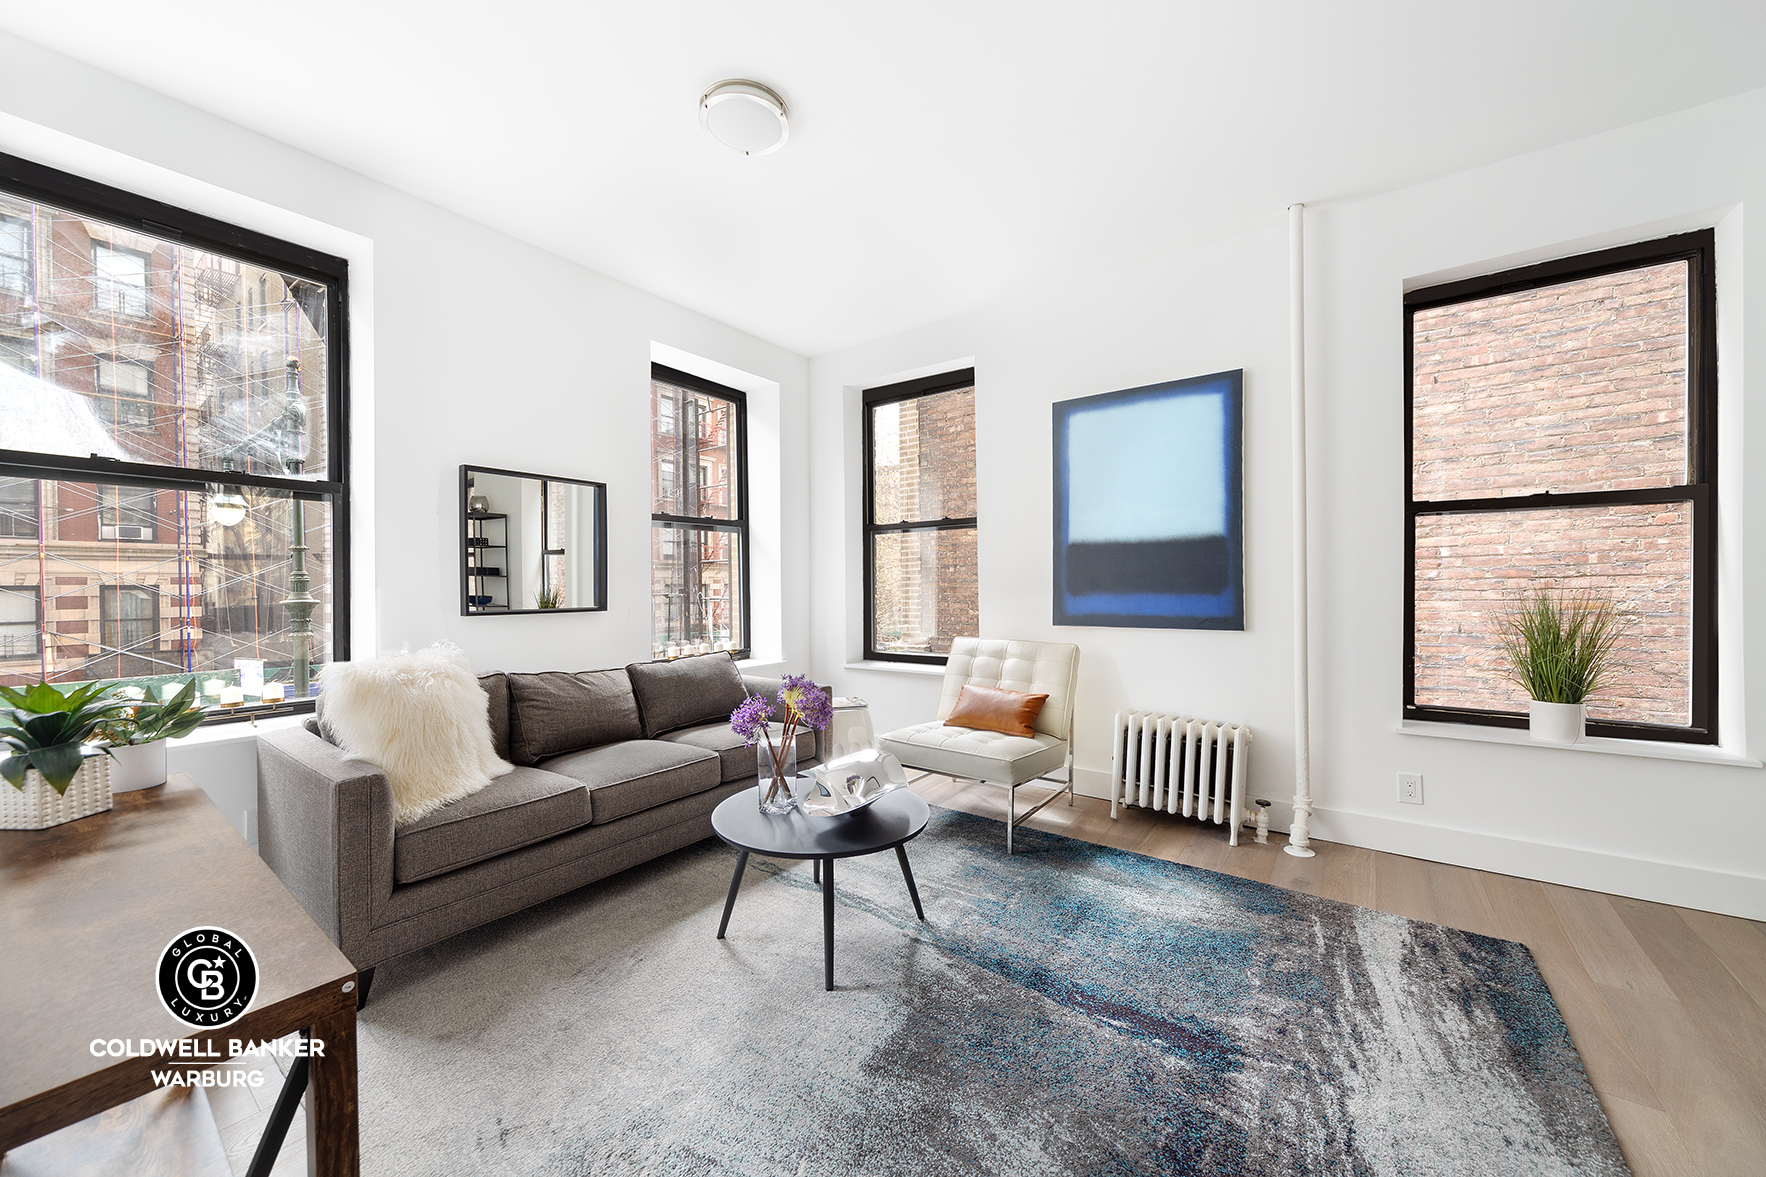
<box><xmin>625</xmin><ymin>653</ymin><xmax>750</xmax><ymax>738</ymax></box>
<box><xmin>505</xmin><ymin>669</ymin><xmax>643</xmax><ymax>765</ymax></box>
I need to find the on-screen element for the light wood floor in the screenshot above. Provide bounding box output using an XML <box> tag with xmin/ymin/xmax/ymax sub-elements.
<box><xmin>913</xmin><ymin>775</ymin><xmax>1766</xmax><ymax>1177</ymax></box>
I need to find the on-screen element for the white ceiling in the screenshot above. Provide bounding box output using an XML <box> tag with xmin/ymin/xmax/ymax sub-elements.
<box><xmin>3</xmin><ymin>2</ymin><xmax>1763</xmax><ymax>356</ymax></box>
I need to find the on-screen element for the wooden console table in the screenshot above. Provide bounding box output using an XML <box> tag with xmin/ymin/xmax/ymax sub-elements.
<box><xmin>0</xmin><ymin>774</ymin><xmax>359</xmax><ymax>1175</ymax></box>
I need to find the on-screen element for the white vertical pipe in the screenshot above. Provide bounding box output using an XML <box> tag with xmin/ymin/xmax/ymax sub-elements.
<box><xmin>1286</xmin><ymin>203</ymin><xmax>1316</xmax><ymax>858</ymax></box>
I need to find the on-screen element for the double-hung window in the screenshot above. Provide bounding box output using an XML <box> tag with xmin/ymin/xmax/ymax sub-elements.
<box><xmin>0</xmin><ymin>213</ymin><xmax>28</xmax><ymax>296</ymax></box>
<box><xmin>94</xmin><ymin>354</ymin><xmax>156</xmax><ymax>429</ymax></box>
<box><xmin>650</xmin><ymin>364</ymin><xmax>747</xmax><ymax>657</ymax></box>
<box><xmin>863</xmin><ymin>368</ymin><xmax>978</xmax><ymax>663</ymax></box>
<box><xmin>1405</xmin><ymin>231</ymin><xmax>1716</xmax><ymax>743</ymax></box>
<box><xmin>92</xmin><ymin>241</ymin><xmax>149</xmax><ymax>318</ymax></box>
<box><xmin>0</xmin><ymin>151</ymin><xmax>349</xmax><ymax>720</ymax></box>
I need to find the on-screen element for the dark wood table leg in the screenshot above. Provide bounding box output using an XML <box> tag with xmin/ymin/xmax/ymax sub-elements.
<box><xmin>305</xmin><ymin>1006</ymin><xmax>359</xmax><ymax>1177</ymax></box>
<box><xmin>717</xmin><ymin>849</ymin><xmax>750</xmax><ymax>939</ymax></box>
<box><xmin>895</xmin><ymin>844</ymin><xmax>925</xmax><ymax>922</ymax></box>
<box><xmin>822</xmin><ymin>855</ymin><xmax>834</xmax><ymax>991</ymax></box>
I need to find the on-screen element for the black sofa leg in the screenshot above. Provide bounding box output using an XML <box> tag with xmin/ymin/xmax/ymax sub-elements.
<box><xmin>355</xmin><ymin>966</ymin><xmax>375</xmax><ymax>1010</ymax></box>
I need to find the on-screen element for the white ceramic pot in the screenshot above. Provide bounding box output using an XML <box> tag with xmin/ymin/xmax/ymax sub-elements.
<box><xmin>1529</xmin><ymin>700</ymin><xmax>1585</xmax><ymax>745</ymax></box>
<box><xmin>0</xmin><ymin>755</ymin><xmax>112</xmax><ymax>829</ymax></box>
<box><xmin>108</xmin><ymin>739</ymin><xmax>169</xmax><ymax>792</ymax></box>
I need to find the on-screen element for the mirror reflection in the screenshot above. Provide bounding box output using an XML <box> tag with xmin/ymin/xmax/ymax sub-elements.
<box><xmin>461</xmin><ymin>466</ymin><xmax>606</xmax><ymax>615</ymax></box>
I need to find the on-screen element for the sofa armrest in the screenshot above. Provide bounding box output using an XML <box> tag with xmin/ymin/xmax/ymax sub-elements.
<box><xmin>256</xmin><ymin>726</ymin><xmax>396</xmax><ymax>968</ymax></box>
<box><xmin>741</xmin><ymin>674</ymin><xmax>832</xmax><ymax>763</ymax></box>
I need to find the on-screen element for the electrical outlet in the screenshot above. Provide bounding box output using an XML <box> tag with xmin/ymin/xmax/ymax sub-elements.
<box><xmin>1398</xmin><ymin>772</ymin><xmax>1424</xmax><ymax>805</ymax></box>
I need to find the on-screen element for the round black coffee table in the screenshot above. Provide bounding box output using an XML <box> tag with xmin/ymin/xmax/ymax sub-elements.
<box><xmin>711</xmin><ymin>785</ymin><xmax>930</xmax><ymax>991</ymax></box>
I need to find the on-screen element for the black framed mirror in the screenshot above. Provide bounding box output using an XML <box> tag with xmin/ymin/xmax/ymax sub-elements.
<box><xmin>461</xmin><ymin>465</ymin><xmax>607</xmax><ymax>615</ymax></box>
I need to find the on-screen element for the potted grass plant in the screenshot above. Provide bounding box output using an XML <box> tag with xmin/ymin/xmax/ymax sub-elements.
<box><xmin>1</xmin><ymin>681</ymin><xmax>132</xmax><ymax>829</ymax></box>
<box><xmin>96</xmin><ymin>681</ymin><xmax>207</xmax><ymax>792</ymax></box>
<box><xmin>1497</xmin><ymin>589</ymin><xmax>1627</xmax><ymax>745</ymax></box>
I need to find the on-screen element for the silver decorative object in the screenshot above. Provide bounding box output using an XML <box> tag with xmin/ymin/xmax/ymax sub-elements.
<box><xmin>801</xmin><ymin>749</ymin><xmax>908</xmax><ymax>818</ymax></box>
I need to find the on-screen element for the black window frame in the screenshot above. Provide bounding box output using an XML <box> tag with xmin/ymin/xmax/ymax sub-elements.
<box><xmin>862</xmin><ymin>367</ymin><xmax>978</xmax><ymax>665</ymax></box>
<box><xmin>1403</xmin><ymin>230</ymin><xmax>1717</xmax><ymax>744</ymax></box>
<box><xmin>650</xmin><ymin>363</ymin><xmax>750</xmax><ymax>659</ymax></box>
<box><xmin>0</xmin><ymin>149</ymin><xmax>350</xmax><ymax>725</ymax></box>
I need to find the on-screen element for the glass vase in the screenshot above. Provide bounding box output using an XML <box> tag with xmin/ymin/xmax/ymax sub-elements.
<box><xmin>757</xmin><ymin>728</ymin><xmax>798</xmax><ymax>815</ymax></box>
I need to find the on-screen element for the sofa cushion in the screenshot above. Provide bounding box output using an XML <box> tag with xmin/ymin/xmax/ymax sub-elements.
<box><xmin>658</xmin><ymin>721</ymin><xmax>818</xmax><ymax>784</ymax></box>
<box><xmin>479</xmin><ymin>673</ymin><xmax>512</xmax><ymax>763</ymax></box>
<box><xmin>625</xmin><ymin>653</ymin><xmax>750</xmax><ymax>738</ymax></box>
<box><xmin>505</xmin><ymin>670</ymin><xmax>643</xmax><ymax>765</ymax></box>
<box><xmin>392</xmin><ymin>766</ymin><xmax>591</xmax><ymax>884</ymax></box>
<box><xmin>538</xmin><ymin>740</ymin><xmax>721</xmax><ymax>824</ymax></box>
<box><xmin>877</xmin><ymin>720</ymin><xmax>1068</xmax><ymax>786</ymax></box>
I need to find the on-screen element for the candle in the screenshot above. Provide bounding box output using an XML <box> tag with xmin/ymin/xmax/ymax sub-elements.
<box><xmin>261</xmin><ymin>683</ymin><xmax>285</xmax><ymax>704</ymax></box>
<box><xmin>201</xmin><ymin>679</ymin><xmax>225</xmax><ymax>698</ymax></box>
<box><xmin>220</xmin><ymin>686</ymin><xmax>244</xmax><ymax>706</ymax></box>
<box><xmin>665</xmin><ymin>644</ymin><xmax>680</xmax><ymax>660</ymax></box>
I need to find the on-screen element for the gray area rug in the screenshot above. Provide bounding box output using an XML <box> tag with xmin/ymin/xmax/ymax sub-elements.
<box><xmin>356</xmin><ymin>807</ymin><xmax>1628</xmax><ymax>1175</ymax></box>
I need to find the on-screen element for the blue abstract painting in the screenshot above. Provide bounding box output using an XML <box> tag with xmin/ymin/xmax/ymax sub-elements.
<box><xmin>1053</xmin><ymin>370</ymin><xmax>1243</xmax><ymax>629</ymax></box>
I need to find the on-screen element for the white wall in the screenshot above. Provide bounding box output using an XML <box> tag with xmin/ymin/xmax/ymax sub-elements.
<box><xmin>808</xmin><ymin>87</ymin><xmax>1766</xmax><ymax>919</ymax></box>
<box><xmin>0</xmin><ymin>33</ymin><xmax>811</xmax><ymax>835</ymax></box>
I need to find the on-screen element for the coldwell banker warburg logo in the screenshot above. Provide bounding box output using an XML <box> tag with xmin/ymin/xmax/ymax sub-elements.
<box><xmin>157</xmin><ymin>927</ymin><xmax>257</xmax><ymax>1028</ymax></box>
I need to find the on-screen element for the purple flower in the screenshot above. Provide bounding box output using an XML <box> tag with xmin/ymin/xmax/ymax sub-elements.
<box><xmin>779</xmin><ymin>674</ymin><xmax>832</xmax><ymax>731</ymax></box>
<box><xmin>730</xmin><ymin>694</ymin><xmax>775</xmax><ymax>745</ymax></box>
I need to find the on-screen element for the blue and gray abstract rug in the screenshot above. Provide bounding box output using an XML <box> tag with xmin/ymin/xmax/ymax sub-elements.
<box><xmin>356</xmin><ymin>807</ymin><xmax>1628</xmax><ymax>1176</ymax></box>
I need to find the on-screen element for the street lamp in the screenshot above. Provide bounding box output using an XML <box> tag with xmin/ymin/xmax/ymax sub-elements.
<box><xmin>205</xmin><ymin>356</ymin><xmax>318</xmax><ymax>698</ymax></box>
<box><xmin>278</xmin><ymin>357</ymin><xmax>319</xmax><ymax>700</ymax></box>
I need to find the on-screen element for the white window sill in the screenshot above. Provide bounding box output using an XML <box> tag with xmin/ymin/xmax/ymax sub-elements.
<box><xmin>170</xmin><ymin>713</ymin><xmax>310</xmax><ymax>748</ymax></box>
<box><xmin>843</xmin><ymin>660</ymin><xmax>947</xmax><ymax>677</ymax></box>
<box><xmin>1395</xmin><ymin>719</ymin><xmax>1762</xmax><ymax>768</ymax></box>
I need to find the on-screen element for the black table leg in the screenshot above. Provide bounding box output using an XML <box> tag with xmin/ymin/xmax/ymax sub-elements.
<box><xmin>822</xmin><ymin>855</ymin><xmax>834</xmax><ymax>991</ymax></box>
<box><xmin>717</xmin><ymin>849</ymin><xmax>749</xmax><ymax>939</ymax></box>
<box><xmin>813</xmin><ymin>857</ymin><xmax>820</xmax><ymax>885</ymax></box>
<box><xmin>895</xmin><ymin>844</ymin><xmax>925</xmax><ymax>922</ymax></box>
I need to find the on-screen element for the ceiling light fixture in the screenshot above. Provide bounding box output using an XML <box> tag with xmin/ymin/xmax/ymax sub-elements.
<box><xmin>699</xmin><ymin>80</ymin><xmax>789</xmax><ymax>156</ymax></box>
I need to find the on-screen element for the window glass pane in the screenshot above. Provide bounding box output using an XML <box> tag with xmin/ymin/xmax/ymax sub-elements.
<box><xmin>0</xmin><ymin>192</ymin><xmax>332</xmax><ymax>479</ymax></box>
<box><xmin>0</xmin><ymin>585</ymin><xmax>39</xmax><ymax>659</ymax></box>
<box><xmin>870</xmin><ymin>386</ymin><xmax>977</xmax><ymax>524</ymax></box>
<box><xmin>0</xmin><ymin>478</ymin><xmax>333</xmax><ymax>705</ymax></box>
<box><xmin>1412</xmin><ymin>262</ymin><xmax>1688</xmax><ymax>500</ymax></box>
<box><xmin>0</xmin><ymin>477</ymin><xmax>38</xmax><ymax>538</ymax></box>
<box><xmin>1414</xmin><ymin>503</ymin><xmax>1692</xmax><ymax>726</ymax></box>
<box><xmin>651</xmin><ymin>379</ymin><xmax>738</xmax><ymax>521</ymax></box>
<box><xmin>650</xmin><ymin>525</ymin><xmax>741</xmax><ymax>656</ymax></box>
<box><xmin>0</xmin><ymin>213</ymin><xmax>28</xmax><ymax>294</ymax></box>
<box><xmin>871</xmin><ymin>527</ymin><xmax>978</xmax><ymax>657</ymax></box>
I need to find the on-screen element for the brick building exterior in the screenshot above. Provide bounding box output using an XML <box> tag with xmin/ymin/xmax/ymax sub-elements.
<box><xmin>1411</xmin><ymin>262</ymin><xmax>1691</xmax><ymax>725</ymax></box>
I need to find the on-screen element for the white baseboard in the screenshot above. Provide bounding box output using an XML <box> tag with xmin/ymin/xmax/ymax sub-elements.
<box><xmin>1065</xmin><ymin>769</ymin><xmax>1765</xmax><ymax>921</ymax></box>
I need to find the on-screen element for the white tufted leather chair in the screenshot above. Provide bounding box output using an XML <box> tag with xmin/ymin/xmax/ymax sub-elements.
<box><xmin>875</xmin><ymin>637</ymin><xmax>1079</xmax><ymax>853</ymax></box>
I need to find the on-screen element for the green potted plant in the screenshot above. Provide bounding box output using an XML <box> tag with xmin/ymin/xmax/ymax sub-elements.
<box><xmin>1</xmin><ymin>681</ymin><xmax>132</xmax><ymax>829</ymax></box>
<box><xmin>97</xmin><ymin>681</ymin><xmax>207</xmax><ymax>792</ymax></box>
<box><xmin>1497</xmin><ymin>589</ymin><xmax>1626</xmax><ymax>745</ymax></box>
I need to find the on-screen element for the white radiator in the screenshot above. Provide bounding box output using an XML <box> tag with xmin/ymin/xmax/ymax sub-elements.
<box><xmin>1109</xmin><ymin>711</ymin><xmax>1253</xmax><ymax>846</ymax></box>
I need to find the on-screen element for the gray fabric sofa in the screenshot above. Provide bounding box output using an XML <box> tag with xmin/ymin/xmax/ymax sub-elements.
<box><xmin>257</xmin><ymin>654</ymin><xmax>820</xmax><ymax>996</ymax></box>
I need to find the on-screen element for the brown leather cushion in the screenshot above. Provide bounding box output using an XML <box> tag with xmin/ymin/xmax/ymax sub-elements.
<box><xmin>946</xmin><ymin>684</ymin><xmax>1049</xmax><ymax>738</ymax></box>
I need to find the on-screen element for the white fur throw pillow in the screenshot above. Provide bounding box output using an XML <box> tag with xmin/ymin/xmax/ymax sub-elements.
<box><xmin>320</xmin><ymin>642</ymin><xmax>513</xmax><ymax>825</ymax></box>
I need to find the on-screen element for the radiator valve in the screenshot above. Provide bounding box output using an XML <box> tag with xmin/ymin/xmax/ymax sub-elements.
<box><xmin>1253</xmin><ymin>799</ymin><xmax>1272</xmax><ymax>844</ymax></box>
